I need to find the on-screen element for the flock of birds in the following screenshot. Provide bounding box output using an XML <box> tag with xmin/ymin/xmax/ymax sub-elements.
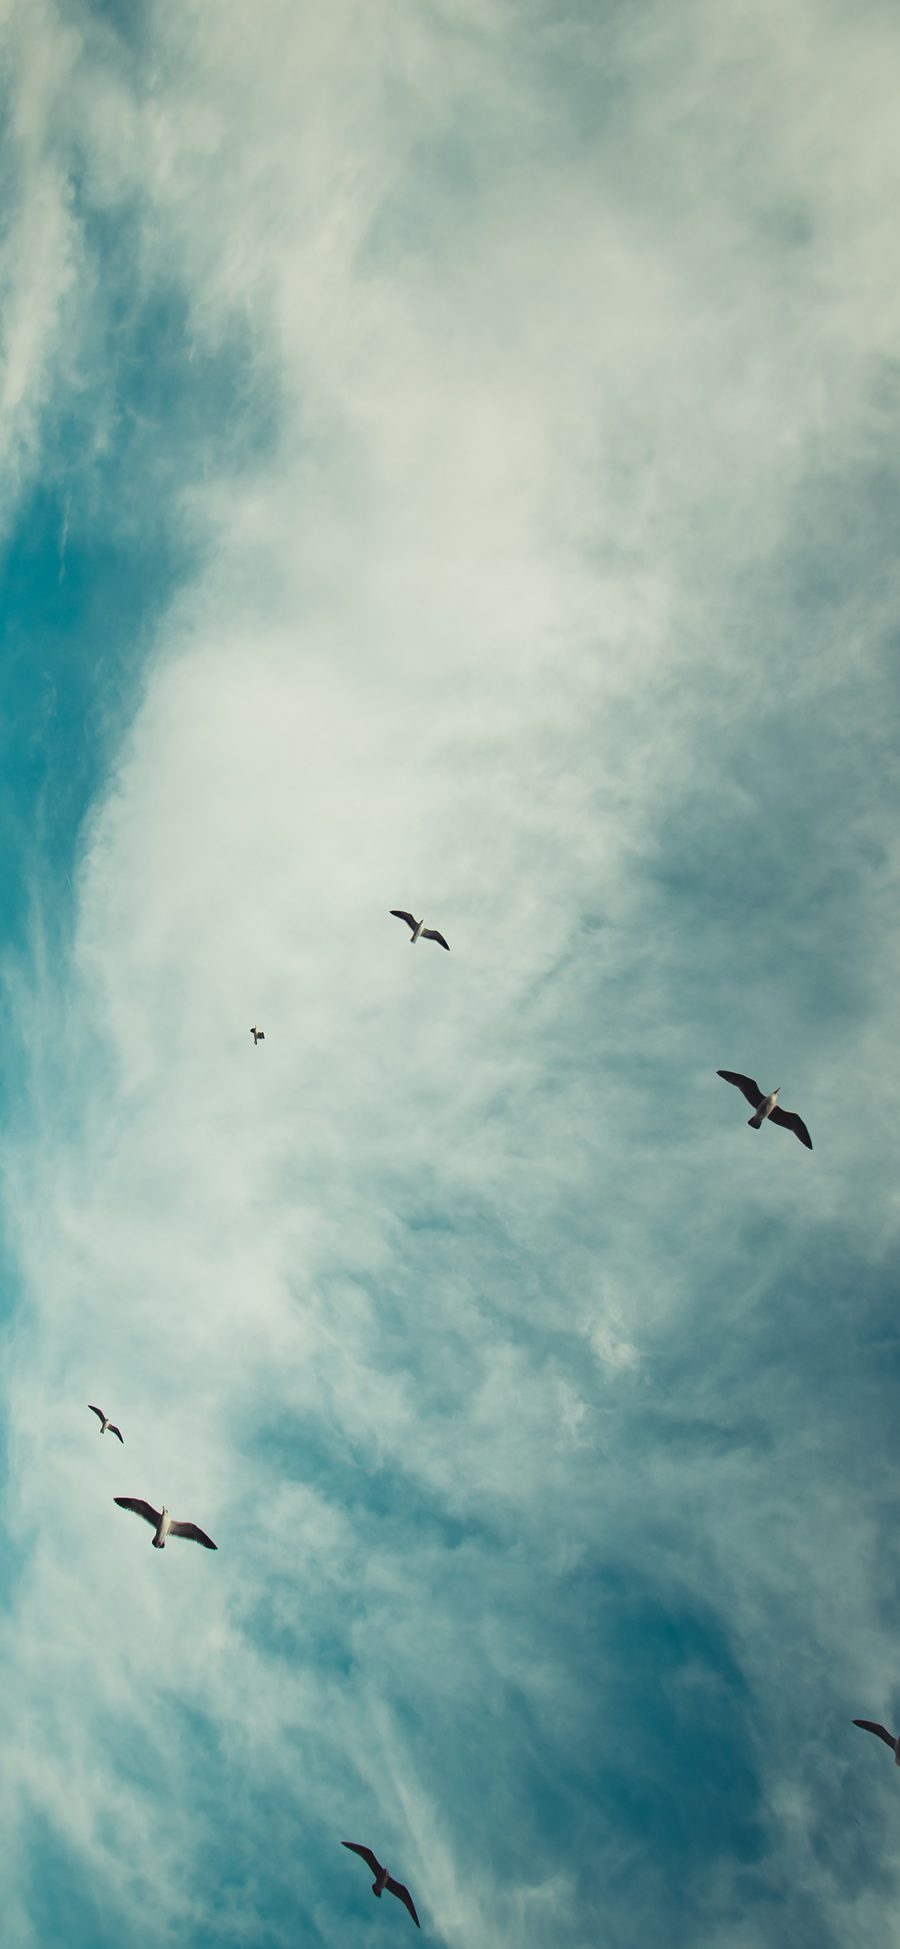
<box><xmin>85</xmin><ymin>906</ymin><xmax>890</xmax><ymax>1934</ymax></box>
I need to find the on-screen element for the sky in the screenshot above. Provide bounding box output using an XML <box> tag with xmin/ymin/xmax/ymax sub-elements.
<box><xmin>0</xmin><ymin>0</ymin><xmax>899</xmax><ymax>1943</ymax></box>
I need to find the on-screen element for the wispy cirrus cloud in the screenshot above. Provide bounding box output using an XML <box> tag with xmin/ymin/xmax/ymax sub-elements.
<box><xmin>0</xmin><ymin>1</ymin><xmax>899</xmax><ymax>1946</ymax></box>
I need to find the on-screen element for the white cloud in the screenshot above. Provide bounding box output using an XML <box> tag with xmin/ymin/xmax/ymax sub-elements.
<box><xmin>1</xmin><ymin>1</ymin><xmax>900</xmax><ymax>1945</ymax></box>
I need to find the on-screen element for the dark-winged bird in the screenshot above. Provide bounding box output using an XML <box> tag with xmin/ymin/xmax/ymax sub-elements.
<box><xmin>89</xmin><ymin>1405</ymin><xmax>124</xmax><ymax>1443</ymax></box>
<box><xmin>251</xmin><ymin>1025</ymin><xmax>265</xmax><ymax>1044</ymax></box>
<box><xmin>114</xmin><ymin>1498</ymin><xmax>217</xmax><ymax>1551</ymax></box>
<box><xmin>390</xmin><ymin>910</ymin><xmax>449</xmax><ymax>951</ymax></box>
<box><xmin>342</xmin><ymin>1842</ymin><xmax>420</xmax><ymax>1927</ymax></box>
<box><xmin>854</xmin><ymin>1719</ymin><xmax>900</xmax><ymax>1764</ymax></box>
<box><xmin>717</xmin><ymin>1072</ymin><xmax>812</xmax><ymax>1149</ymax></box>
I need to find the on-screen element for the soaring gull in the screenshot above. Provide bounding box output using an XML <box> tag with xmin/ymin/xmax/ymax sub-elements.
<box><xmin>113</xmin><ymin>1498</ymin><xmax>217</xmax><ymax>1551</ymax></box>
<box><xmin>342</xmin><ymin>1843</ymin><xmax>420</xmax><ymax>1928</ymax></box>
<box><xmin>853</xmin><ymin>1719</ymin><xmax>900</xmax><ymax>1763</ymax></box>
<box><xmin>716</xmin><ymin>1072</ymin><xmax>812</xmax><ymax>1149</ymax></box>
<box><xmin>390</xmin><ymin>910</ymin><xmax>449</xmax><ymax>951</ymax></box>
<box><xmin>89</xmin><ymin>1405</ymin><xmax>124</xmax><ymax>1443</ymax></box>
<box><xmin>251</xmin><ymin>1025</ymin><xmax>265</xmax><ymax>1044</ymax></box>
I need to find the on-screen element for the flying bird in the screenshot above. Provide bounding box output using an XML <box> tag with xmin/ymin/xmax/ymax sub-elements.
<box><xmin>89</xmin><ymin>1405</ymin><xmax>124</xmax><ymax>1443</ymax></box>
<box><xmin>716</xmin><ymin>1072</ymin><xmax>812</xmax><ymax>1149</ymax></box>
<box><xmin>853</xmin><ymin>1719</ymin><xmax>900</xmax><ymax>1763</ymax></box>
<box><xmin>342</xmin><ymin>1843</ymin><xmax>420</xmax><ymax>1928</ymax></box>
<box><xmin>251</xmin><ymin>1025</ymin><xmax>265</xmax><ymax>1044</ymax></box>
<box><xmin>113</xmin><ymin>1498</ymin><xmax>217</xmax><ymax>1551</ymax></box>
<box><xmin>390</xmin><ymin>910</ymin><xmax>449</xmax><ymax>951</ymax></box>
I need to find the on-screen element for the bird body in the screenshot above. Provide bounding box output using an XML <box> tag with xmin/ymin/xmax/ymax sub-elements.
<box><xmin>390</xmin><ymin>910</ymin><xmax>449</xmax><ymax>951</ymax></box>
<box><xmin>342</xmin><ymin>1843</ymin><xmax>420</xmax><ymax>1928</ymax></box>
<box><xmin>89</xmin><ymin>1405</ymin><xmax>124</xmax><ymax>1443</ymax></box>
<box><xmin>854</xmin><ymin>1719</ymin><xmax>900</xmax><ymax>1763</ymax></box>
<box><xmin>717</xmin><ymin>1072</ymin><xmax>812</xmax><ymax>1149</ymax></box>
<box><xmin>748</xmin><ymin>1088</ymin><xmax>781</xmax><ymax>1130</ymax></box>
<box><xmin>114</xmin><ymin>1497</ymin><xmax>217</xmax><ymax>1551</ymax></box>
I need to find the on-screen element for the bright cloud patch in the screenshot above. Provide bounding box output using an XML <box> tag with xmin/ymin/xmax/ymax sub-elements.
<box><xmin>0</xmin><ymin>2</ymin><xmax>899</xmax><ymax>1947</ymax></box>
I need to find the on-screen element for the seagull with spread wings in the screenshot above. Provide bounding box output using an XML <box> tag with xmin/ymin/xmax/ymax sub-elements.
<box><xmin>390</xmin><ymin>910</ymin><xmax>449</xmax><ymax>951</ymax></box>
<box><xmin>854</xmin><ymin>1719</ymin><xmax>900</xmax><ymax>1764</ymax></box>
<box><xmin>113</xmin><ymin>1498</ymin><xmax>217</xmax><ymax>1551</ymax></box>
<box><xmin>716</xmin><ymin>1072</ymin><xmax>812</xmax><ymax>1149</ymax></box>
<box><xmin>89</xmin><ymin>1405</ymin><xmax>124</xmax><ymax>1443</ymax></box>
<box><xmin>342</xmin><ymin>1843</ymin><xmax>420</xmax><ymax>1928</ymax></box>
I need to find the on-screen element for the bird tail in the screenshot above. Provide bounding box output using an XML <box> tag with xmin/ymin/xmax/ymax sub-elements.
<box><xmin>153</xmin><ymin>1537</ymin><xmax>165</xmax><ymax>1549</ymax></box>
<box><xmin>747</xmin><ymin>1109</ymin><xmax>765</xmax><ymax>1128</ymax></box>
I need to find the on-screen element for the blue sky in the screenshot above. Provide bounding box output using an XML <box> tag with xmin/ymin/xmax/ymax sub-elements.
<box><xmin>0</xmin><ymin>0</ymin><xmax>899</xmax><ymax>1945</ymax></box>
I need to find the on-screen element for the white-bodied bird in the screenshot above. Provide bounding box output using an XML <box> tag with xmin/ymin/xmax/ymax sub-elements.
<box><xmin>89</xmin><ymin>1405</ymin><xmax>124</xmax><ymax>1443</ymax></box>
<box><xmin>854</xmin><ymin>1719</ymin><xmax>900</xmax><ymax>1763</ymax></box>
<box><xmin>114</xmin><ymin>1497</ymin><xmax>217</xmax><ymax>1550</ymax></box>
<box><xmin>342</xmin><ymin>1844</ymin><xmax>420</xmax><ymax>1928</ymax></box>
<box><xmin>390</xmin><ymin>910</ymin><xmax>449</xmax><ymax>951</ymax></box>
<box><xmin>717</xmin><ymin>1072</ymin><xmax>812</xmax><ymax>1149</ymax></box>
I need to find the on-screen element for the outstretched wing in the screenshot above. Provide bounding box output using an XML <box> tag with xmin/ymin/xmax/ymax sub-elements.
<box><xmin>769</xmin><ymin>1105</ymin><xmax>812</xmax><ymax>1150</ymax></box>
<box><xmin>853</xmin><ymin>1719</ymin><xmax>897</xmax><ymax>1750</ymax></box>
<box><xmin>109</xmin><ymin>1424</ymin><xmax>125</xmax><ymax>1444</ymax></box>
<box><xmin>114</xmin><ymin>1497</ymin><xmax>160</xmax><ymax>1528</ymax></box>
<box><xmin>717</xmin><ymin>1070</ymin><xmax>764</xmax><ymax>1109</ymax></box>
<box><xmin>168</xmin><ymin>1520</ymin><xmax>217</xmax><ymax>1550</ymax></box>
<box><xmin>342</xmin><ymin>1841</ymin><xmax>383</xmax><ymax>1877</ymax></box>
<box><xmin>421</xmin><ymin>929</ymin><xmax>449</xmax><ymax>951</ymax></box>
<box><xmin>387</xmin><ymin>1879</ymin><xmax>421</xmax><ymax>1928</ymax></box>
<box><xmin>88</xmin><ymin>1405</ymin><xmax>106</xmax><ymax>1423</ymax></box>
<box><xmin>390</xmin><ymin>910</ymin><xmax>417</xmax><ymax>932</ymax></box>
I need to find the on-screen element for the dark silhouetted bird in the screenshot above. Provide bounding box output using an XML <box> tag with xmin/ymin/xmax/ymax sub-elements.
<box><xmin>114</xmin><ymin>1498</ymin><xmax>217</xmax><ymax>1551</ymax></box>
<box><xmin>89</xmin><ymin>1405</ymin><xmax>124</xmax><ymax>1443</ymax></box>
<box><xmin>854</xmin><ymin>1719</ymin><xmax>900</xmax><ymax>1764</ymax></box>
<box><xmin>716</xmin><ymin>1072</ymin><xmax>812</xmax><ymax>1149</ymax></box>
<box><xmin>342</xmin><ymin>1843</ymin><xmax>420</xmax><ymax>1927</ymax></box>
<box><xmin>390</xmin><ymin>910</ymin><xmax>449</xmax><ymax>950</ymax></box>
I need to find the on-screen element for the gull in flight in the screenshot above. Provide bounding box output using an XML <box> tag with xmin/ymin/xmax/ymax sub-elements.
<box><xmin>251</xmin><ymin>1025</ymin><xmax>265</xmax><ymax>1044</ymax></box>
<box><xmin>853</xmin><ymin>1719</ymin><xmax>900</xmax><ymax>1764</ymax></box>
<box><xmin>113</xmin><ymin>1498</ymin><xmax>217</xmax><ymax>1551</ymax></box>
<box><xmin>342</xmin><ymin>1843</ymin><xmax>420</xmax><ymax>1928</ymax></box>
<box><xmin>716</xmin><ymin>1072</ymin><xmax>812</xmax><ymax>1149</ymax></box>
<box><xmin>390</xmin><ymin>910</ymin><xmax>449</xmax><ymax>951</ymax></box>
<box><xmin>89</xmin><ymin>1405</ymin><xmax>124</xmax><ymax>1443</ymax></box>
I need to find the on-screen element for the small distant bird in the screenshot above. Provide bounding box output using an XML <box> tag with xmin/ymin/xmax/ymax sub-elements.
<box><xmin>853</xmin><ymin>1719</ymin><xmax>900</xmax><ymax>1764</ymax></box>
<box><xmin>342</xmin><ymin>1843</ymin><xmax>420</xmax><ymax>1928</ymax></box>
<box><xmin>113</xmin><ymin>1498</ymin><xmax>217</xmax><ymax>1551</ymax></box>
<box><xmin>251</xmin><ymin>1025</ymin><xmax>265</xmax><ymax>1044</ymax></box>
<box><xmin>716</xmin><ymin>1072</ymin><xmax>812</xmax><ymax>1149</ymax></box>
<box><xmin>390</xmin><ymin>910</ymin><xmax>449</xmax><ymax>951</ymax></box>
<box><xmin>89</xmin><ymin>1405</ymin><xmax>124</xmax><ymax>1443</ymax></box>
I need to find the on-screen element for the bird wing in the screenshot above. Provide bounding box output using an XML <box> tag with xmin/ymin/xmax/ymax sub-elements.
<box><xmin>853</xmin><ymin>1719</ymin><xmax>897</xmax><ymax>1749</ymax></box>
<box><xmin>390</xmin><ymin>910</ymin><xmax>417</xmax><ymax>932</ymax></box>
<box><xmin>257</xmin><ymin>1031</ymin><xmax>265</xmax><ymax>1040</ymax></box>
<box><xmin>114</xmin><ymin>1497</ymin><xmax>160</xmax><ymax>1528</ymax></box>
<box><xmin>109</xmin><ymin>1424</ymin><xmax>125</xmax><ymax>1444</ymax></box>
<box><xmin>342</xmin><ymin>1842</ymin><xmax>383</xmax><ymax>1877</ymax></box>
<box><xmin>88</xmin><ymin>1405</ymin><xmax>106</xmax><ymax>1423</ymax></box>
<box><xmin>168</xmin><ymin>1520</ymin><xmax>217</xmax><ymax>1550</ymax></box>
<box><xmin>387</xmin><ymin>1879</ymin><xmax>421</xmax><ymax>1928</ymax></box>
<box><xmin>421</xmin><ymin>929</ymin><xmax>449</xmax><ymax>951</ymax></box>
<box><xmin>717</xmin><ymin>1070</ymin><xmax>764</xmax><ymax>1108</ymax></box>
<box><xmin>768</xmin><ymin>1105</ymin><xmax>813</xmax><ymax>1150</ymax></box>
